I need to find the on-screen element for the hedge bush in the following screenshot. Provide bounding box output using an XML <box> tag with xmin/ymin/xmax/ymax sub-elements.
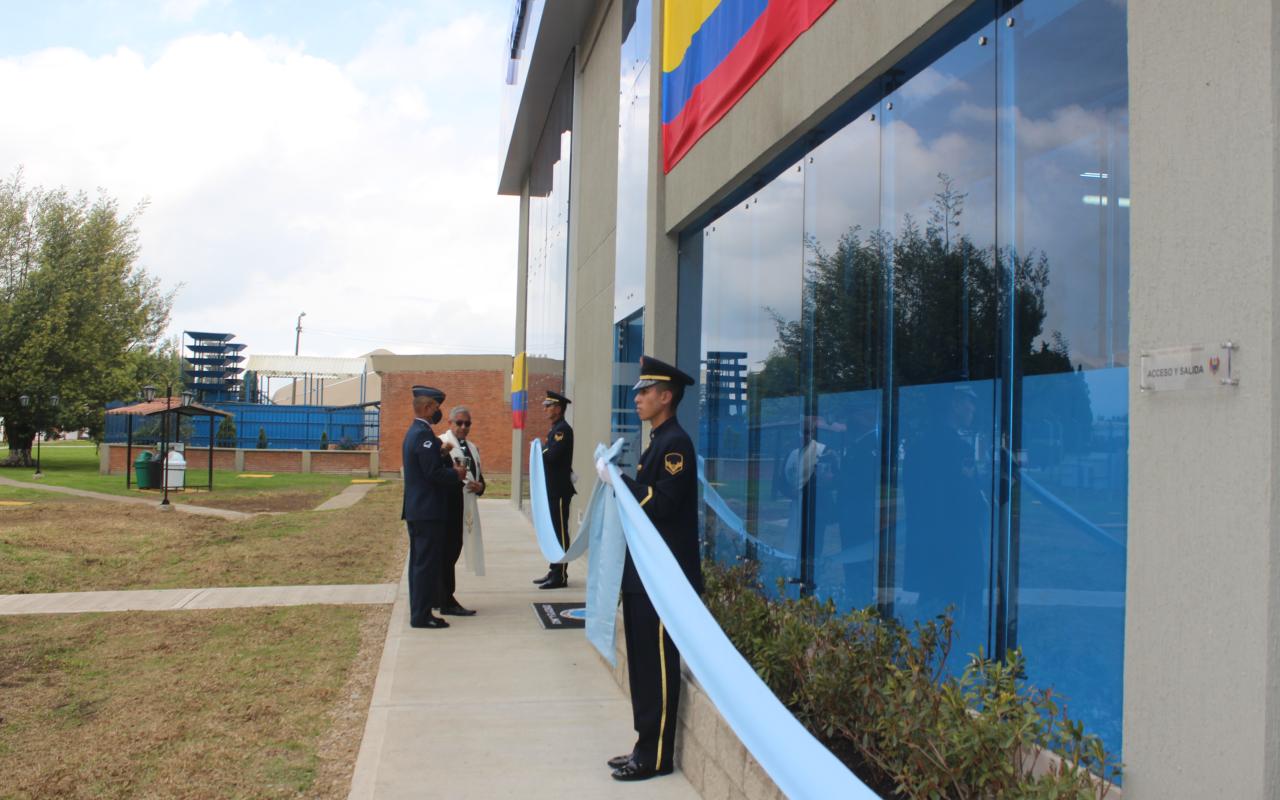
<box><xmin>703</xmin><ymin>561</ymin><xmax>1120</xmax><ymax>799</ymax></box>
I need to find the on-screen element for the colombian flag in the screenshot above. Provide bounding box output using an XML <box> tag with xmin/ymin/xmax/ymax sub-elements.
<box><xmin>662</xmin><ymin>0</ymin><xmax>836</xmax><ymax>172</ymax></box>
<box><xmin>511</xmin><ymin>352</ymin><xmax>527</xmax><ymax>430</ymax></box>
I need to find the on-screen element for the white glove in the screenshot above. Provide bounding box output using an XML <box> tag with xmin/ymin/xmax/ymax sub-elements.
<box><xmin>595</xmin><ymin>456</ymin><xmax>611</xmax><ymax>484</ymax></box>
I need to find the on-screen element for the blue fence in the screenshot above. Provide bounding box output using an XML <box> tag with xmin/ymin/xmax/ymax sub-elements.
<box><xmin>105</xmin><ymin>403</ymin><xmax>379</xmax><ymax>451</ymax></box>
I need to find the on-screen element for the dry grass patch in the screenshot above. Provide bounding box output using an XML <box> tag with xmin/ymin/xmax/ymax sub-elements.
<box><xmin>0</xmin><ymin>604</ymin><xmax>390</xmax><ymax>799</ymax></box>
<box><xmin>0</xmin><ymin>485</ymin><xmax>407</xmax><ymax>594</ymax></box>
<box><xmin>181</xmin><ymin>490</ymin><xmax>329</xmax><ymax>513</ymax></box>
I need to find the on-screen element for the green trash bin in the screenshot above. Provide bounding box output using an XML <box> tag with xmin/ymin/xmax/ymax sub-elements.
<box><xmin>134</xmin><ymin>451</ymin><xmax>154</xmax><ymax>489</ymax></box>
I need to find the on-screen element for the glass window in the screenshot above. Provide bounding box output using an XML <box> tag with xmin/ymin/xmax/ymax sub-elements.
<box><xmin>523</xmin><ymin>55</ymin><xmax>573</xmax><ymax>487</ymax></box>
<box><xmin>684</xmin><ymin>0</ymin><xmax>1129</xmax><ymax>759</ymax></box>
<box><xmin>1001</xmin><ymin>0</ymin><xmax>1129</xmax><ymax>755</ymax></box>
<box><xmin>612</xmin><ymin>0</ymin><xmax>652</xmax><ymax>471</ymax></box>
<box><xmin>700</xmin><ymin>165</ymin><xmax>805</xmax><ymax>596</ymax></box>
<box><xmin>801</xmin><ymin>110</ymin><xmax>884</xmax><ymax>612</ymax></box>
<box><xmin>884</xmin><ymin>17</ymin><xmax>999</xmax><ymax>669</ymax></box>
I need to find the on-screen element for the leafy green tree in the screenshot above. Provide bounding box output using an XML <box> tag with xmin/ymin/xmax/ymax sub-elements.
<box><xmin>0</xmin><ymin>171</ymin><xmax>174</xmax><ymax>466</ymax></box>
<box><xmin>215</xmin><ymin>415</ymin><xmax>237</xmax><ymax>448</ymax></box>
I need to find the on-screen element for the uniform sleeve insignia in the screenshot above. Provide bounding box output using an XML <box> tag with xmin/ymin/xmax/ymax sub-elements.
<box><xmin>554</xmin><ymin>432</ymin><xmax>565</xmax><ymax>441</ymax></box>
<box><xmin>423</xmin><ymin>441</ymin><xmax>433</xmax><ymax>449</ymax></box>
<box><xmin>664</xmin><ymin>453</ymin><xmax>684</xmax><ymax>476</ymax></box>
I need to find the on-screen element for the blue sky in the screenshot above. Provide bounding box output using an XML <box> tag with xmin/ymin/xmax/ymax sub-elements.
<box><xmin>0</xmin><ymin>0</ymin><xmax>520</xmax><ymax>358</ymax></box>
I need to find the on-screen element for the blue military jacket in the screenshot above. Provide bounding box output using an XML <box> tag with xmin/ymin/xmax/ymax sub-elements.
<box><xmin>620</xmin><ymin>416</ymin><xmax>703</xmax><ymax>595</ymax></box>
<box><xmin>542</xmin><ymin>417</ymin><xmax>576</xmax><ymax>497</ymax></box>
<box><xmin>401</xmin><ymin>418</ymin><xmax>461</xmax><ymax>522</ymax></box>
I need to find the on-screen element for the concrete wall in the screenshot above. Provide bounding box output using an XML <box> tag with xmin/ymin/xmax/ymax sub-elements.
<box><xmin>662</xmin><ymin>0</ymin><xmax>970</xmax><ymax>233</ymax></box>
<box><xmin>1123</xmin><ymin>2</ymin><xmax>1280</xmax><ymax>797</ymax></box>
<box><xmin>562</xmin><ymin>0</ymin><xmax>622</xmax><ymax>526</ymax></box>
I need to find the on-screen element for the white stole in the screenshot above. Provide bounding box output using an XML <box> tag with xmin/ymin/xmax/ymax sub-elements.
<box><xmin>440</xmin><ymin>429</ymin><xmax>486</xmax><ymax>576</ymax></box>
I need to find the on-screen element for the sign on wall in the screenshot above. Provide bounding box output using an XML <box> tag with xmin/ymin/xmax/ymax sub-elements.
<box><xmin>661</xmin><ymin>0</ymin><xmax>836</xmax><ymax>172</ymax></box>
<box><xmin>1139</xmin><ymin>342</ymin><xmax>1239</xmax><ymax>392</ymax></box>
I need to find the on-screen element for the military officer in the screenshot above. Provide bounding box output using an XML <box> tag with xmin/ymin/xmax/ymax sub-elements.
<box><xmin>598</xmin><ymin>356</ymin><xmax>701</xmax><ymax>781</ymax></box>
<box><xmin>533</xmin><ymin>390</ymin><xmax>575</xmax><ymax>589</ymax></box>
<box><xmin>401</xmin><ymin>385</ymin><xmax>468</xmax><ymax>629</ymax></box>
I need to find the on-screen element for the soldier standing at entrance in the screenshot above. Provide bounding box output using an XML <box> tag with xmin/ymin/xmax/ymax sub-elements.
<box><xmin>599</xmin><ymin>356</ymin><xmax>701</xmax><ymax>781</ymax></box>
<box><xmin>533</xmin><ymin>390</ymin><xmax>575</xmax><ymax>589</ymax></box>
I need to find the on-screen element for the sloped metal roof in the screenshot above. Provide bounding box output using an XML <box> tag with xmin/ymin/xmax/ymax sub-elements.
<box><xmin>244</xmin><ymin>355</ymin><xmax>368</xmax><ymax>378</ymax></box>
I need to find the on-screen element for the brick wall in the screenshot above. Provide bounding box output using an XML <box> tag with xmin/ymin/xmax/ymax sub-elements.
<box><xmin>379</xmin><ymin>369</ymin><xmax>513</xmax><ymax>476</ymax></box>
<box><xmin>243</xmin><ymin>450</ymin><xmax>304</xmax><ymax>472</ymax></box>
<box><xmin>106</xmin><ymin>445</ymin><xmax>235</xmax><ymax>474</ymax></box>
<box><xmin>311</xmin><ymin>450</ymin><xmax>372</xmax><ymax>474</ymax></box>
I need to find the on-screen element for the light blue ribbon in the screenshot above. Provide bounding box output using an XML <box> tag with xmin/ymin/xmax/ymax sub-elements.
<box><xmin>529</xmin><ymin>438</ymin><xmax>878</xmax><ymax>799</ymax></box>
<box><xmin>530</xmin><ymin>439</ymin><xmax>627</xmax><ymax>664</ymax></box>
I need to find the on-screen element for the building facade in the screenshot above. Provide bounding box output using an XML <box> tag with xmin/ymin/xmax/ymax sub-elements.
<box><xmin>500</xmin><ymin>1</ymin><xmax>1280</xmax><ymax>796</ymax></box>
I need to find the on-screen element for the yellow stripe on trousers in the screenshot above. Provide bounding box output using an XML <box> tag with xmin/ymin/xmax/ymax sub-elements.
<box><xmin>657</xmin><ymin>620</ymin><xmax>669</xmax><ymax>769</ymax></box>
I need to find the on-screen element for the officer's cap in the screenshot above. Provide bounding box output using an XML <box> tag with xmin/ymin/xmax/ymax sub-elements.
<box><xmin>543</xmin><ymin>390</ymin><xmax>571</xmax><ymax>407</ymax></box>
<box><xmin>632</xmin><ymin>356</ymin><xmax>695</xmax><ymax>392</ymax></box>
<box><xmin>412</xmin><ymin>385</ymin><xmax>446</xmax><ymax>401</ymax></box>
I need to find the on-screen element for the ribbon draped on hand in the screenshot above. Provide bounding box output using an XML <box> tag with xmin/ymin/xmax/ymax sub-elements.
<box><xmin>528</xmin><ymin>439</ymin><xmax>878</xmax><ymax>799</ymax></box>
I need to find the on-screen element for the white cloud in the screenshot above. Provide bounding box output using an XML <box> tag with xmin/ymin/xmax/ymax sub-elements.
<box><xmin>0</xmin><ymin>18</ymin><xmax>518</xmax><ymax>361</ymax></box>
<box><xmin>160</xmin><ymin>0</ymin><xmax>223</xmax><ymax>23</ymax></box>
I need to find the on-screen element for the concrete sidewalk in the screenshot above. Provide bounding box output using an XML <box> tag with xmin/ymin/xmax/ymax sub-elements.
<box><xmin>348</xmin><ymin>499</ymin><xmax>699</xmax><ymax>800</ymax></box>
<box><xmin>315</xmin><ymin>481</ymin><xmax>381</xmax><ymax>511</ymax></box>
<box><xmin>0</xmin><ymin>475</ymin><xmax>253</xmax><ymax>521</ymax></box>
<box><xmin>0</xmin><ymin>583</ymin><xmax>396</xmax><ymax>615</ymax></box>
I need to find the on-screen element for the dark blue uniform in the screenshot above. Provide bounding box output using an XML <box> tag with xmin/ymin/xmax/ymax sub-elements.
<box><xmin>618</xmin><ymin>415</ymin><xmax>702</xmax><ymax>775</ymax></box>
<box><xmin>542</xmin><ymin>416</ymin><xmax>575</xmax><ymax>580</ymax></box>
<box><xmin>401</xmin><ymin>417</ymin><xmax>461</xmax><ymax>625</ymax></box>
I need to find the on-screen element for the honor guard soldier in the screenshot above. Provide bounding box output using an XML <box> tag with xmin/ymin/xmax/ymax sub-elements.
<box><xmin>597</xmin><ymin>356</ymin><xmax>701</xmax><ymax>781</ymax></box>
<box><xmin>401</xmin><ymin>385</ymin><xmax>468</xmax><ymax>629</ymax></box>
<box><xmin>534</xmin><ymin>390</ymin><xmax>575</xmax><ymax>589</ymax></box>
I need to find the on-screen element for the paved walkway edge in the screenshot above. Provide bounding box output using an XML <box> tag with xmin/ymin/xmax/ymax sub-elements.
<box><xmin>347</xmin><ymin>558</ymin><xmax>408</xmax><ymax>800</ymax></box>
<box><xmin>0</xmin><ymin>583</ymin><xmax>397</xmax><ymax>615</ymax></box>
<box><xmin>0</xmin><ymin>475</ymin><xmax>253</xmax><ymax>520</ymax></box>
<box><xmin>315</xmin><ymin>481</ymin><xmax>379</xmax><ymax>511</ymax></box>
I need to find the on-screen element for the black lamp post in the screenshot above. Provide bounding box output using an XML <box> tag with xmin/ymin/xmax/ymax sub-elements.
<box><xmin>143</xmin><ymin>383</ymin><xmax>177</xmax><ymax>509</ymax></box>
<box><xmin>17</xmin><ymin>393</ymin><xmax>57</xmax><ymax>478</ymax></box>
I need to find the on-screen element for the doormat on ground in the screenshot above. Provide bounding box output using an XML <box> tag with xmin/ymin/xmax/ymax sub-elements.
<box><xmin>531</xmin><ymin>602</ymin><xmax>586</xmax><ymax>630</ymax></box>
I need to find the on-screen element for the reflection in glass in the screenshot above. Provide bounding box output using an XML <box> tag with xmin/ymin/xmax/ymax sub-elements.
<box><xmin>612</xmin><ymin>0</ymin><xmax>651</xmax><ymax>472</ymax></box>
<box><xmin>801</xmin><ymin>110</ymin><xmax>884</xmax><ymax>611</ymax></box>
<box><xmin>687</xmin><ymin>0</ymin><xmax>1129</xmax><ymax>760</ymax></box>
<box><xmin>699</xmin><ymin>165</ymin><xmax>805</xmax><ymax>597</ymax></box>
<box><xmin>1003</xmin><ymin>0</ymin><xmax>1129</xmax><ymax>756</ymax></box>
<box><xmin>523</xmin><ymin>55</ymin><xmax>573</xmax><ymax>488</ymax></box>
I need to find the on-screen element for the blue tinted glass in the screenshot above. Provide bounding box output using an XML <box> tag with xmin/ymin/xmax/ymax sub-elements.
<box><xmin>615</xmin><ymin>0</ymin><xmax>650</xmax><ymax>322</ymax></box>
<box><xmin>612</xmin><ymin>311</ymin><xmax>644</xmax><ymax>472</ymax></box>
<box><xmin>802</xmin><ymin>110</ymin><xmax>884</xmax><ymax>612</ymax></box>
<box><xmin>523</xmin><ymin>56</ymin><xmax>573</xmax><ymax>489</ymax></box>
<box><xmin>1002</xmin><ymin>0</ymin><xmax>1129</xmax><ymax>757</ymax></box>
<box><xmin>885</xmin><ymin>19</ymin><xmax>999</xmax><ymax>667</ymax></box>
<box><xmin>700</xmin><ymin>165</ymin><xmax>805</xmax><ymax>597</ymax></box>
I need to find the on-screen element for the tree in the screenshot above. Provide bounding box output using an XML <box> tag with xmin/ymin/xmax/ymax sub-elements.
<box><xmin>215</xmin><ymin>415</ymin><xmax>237</xmax><ymax>448</ymax></box>
<box><xmin>256</xmin><ymin>427</ymin><xmax>268</xmax><ymax>449</ymax></box>
<box><xmin>0</xmin><ymin>171</ymin><xmax>175</xmax><ymax>466</ymax></box>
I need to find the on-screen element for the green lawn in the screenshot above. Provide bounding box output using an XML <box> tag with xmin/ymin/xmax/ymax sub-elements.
<box><xmin>0</xmin><ymin>604</ymin><xmax>387</xmax><ymax>799</ymax></box>
<box><xmin>0</xmin><ymin>442</ymin><xmax>355</xmax><ymax>504</ymax></box>
<box><xmin>0</xmin><ymin>484</ymin><xmax>407</xmax><ymax>594</ymax></box>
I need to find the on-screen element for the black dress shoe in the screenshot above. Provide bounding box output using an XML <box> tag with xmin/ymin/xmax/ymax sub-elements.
<box><xmin>410</xmin><ymin>616</ymin><xmax>449</xmax><ymax>629</ymax></box>
<box><xmin>611</xmin><ymin>762</ymin><xmax>672</xmax><ymax>781</ymax></box>
<box><xmin>606</xmin><ymin>753</ymin><xmax>634</xmax><ymax>769</ymax></box>
<box><xmin>532</xmin><ymin>571</ymin><xmax>553</xmax><ymax>584</ymax></box>
<box><xmin>538</xmin><ymin>577</ymin><xmax>567</xmax><ymax>589</ymax></box>
<box><xmin>440</xmin><ymin>604</ymin><xmax>476</xmax><ymax>616</ymax></box>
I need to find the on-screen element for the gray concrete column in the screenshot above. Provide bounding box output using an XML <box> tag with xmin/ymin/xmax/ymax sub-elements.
<box><xmin>512</xmin><ymin>185</ymin><xmax>530</xmax><ymax>509</ymax></box>
<box><xmin>1124</xmin><ymin>2</ymin><xmax>1280</xmax><ymax>797</ymax></box>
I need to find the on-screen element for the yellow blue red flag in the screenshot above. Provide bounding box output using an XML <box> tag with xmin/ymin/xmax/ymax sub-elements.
<box><xmin>661</xmin><ymin>0</ymin><xmax>835</xmax><ymax>172</ymax></box>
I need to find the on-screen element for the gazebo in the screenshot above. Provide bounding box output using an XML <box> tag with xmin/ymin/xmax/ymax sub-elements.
<box><xmin>105</xmin><ymin>398</ymin><xmax>232</xmax><ymax>491</ymax></box>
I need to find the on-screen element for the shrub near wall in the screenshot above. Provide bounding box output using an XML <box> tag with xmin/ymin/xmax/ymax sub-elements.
<box><xmin>703</xmin><ymin>563</ymin><xmax>1120</xmax><ymax>799</ymax></box>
